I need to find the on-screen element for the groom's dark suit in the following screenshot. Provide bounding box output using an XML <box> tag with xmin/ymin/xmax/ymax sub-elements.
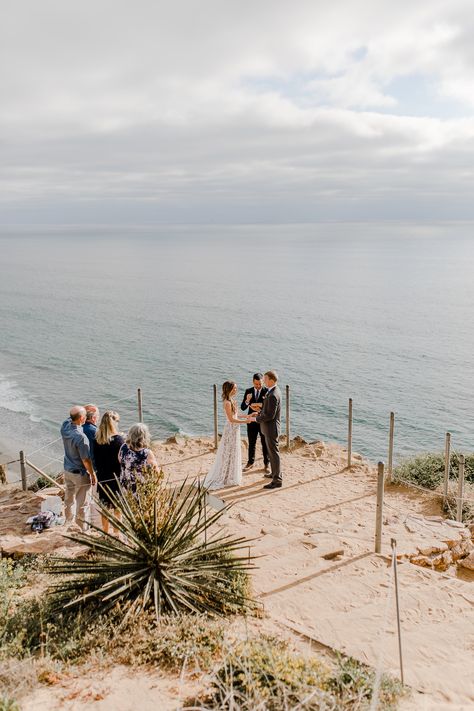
<box><xmin>256</xmin><ymin>385</ymin><xmax>281</xmax><ymax>484</ymax></box>
<box><xmin>241</xmin><ymin>386</ymin><xmax>269</xmax><ymax>467</ymax></box>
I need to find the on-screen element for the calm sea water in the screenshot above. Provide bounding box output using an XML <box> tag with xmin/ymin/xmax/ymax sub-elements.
<box><xmin>0</xmin><ymin>223</ymin><xmax>473</xmax><ymax>473</ymax></box>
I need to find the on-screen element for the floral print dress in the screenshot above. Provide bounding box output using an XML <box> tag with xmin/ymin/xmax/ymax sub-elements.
<box><xmin>119</xmin><ymin>443</ymin><xmax>150</xmax><ymax>492</ymax></box>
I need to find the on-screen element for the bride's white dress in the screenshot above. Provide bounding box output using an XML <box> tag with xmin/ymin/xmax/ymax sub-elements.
<box><xmin>204</xmin><ymin>406</ymin><xmax>242</xmax><ymax>490</ymax></box>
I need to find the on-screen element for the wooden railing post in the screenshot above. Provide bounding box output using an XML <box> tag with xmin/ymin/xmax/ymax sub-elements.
<box><xmin>20</xmin><ymin>450</ymin><xmax>27</xmax><ymax>491</ymax></box>
<box><xmin>26</xmin><ymin>460</ymin><xmax>65</xmax><ymax>491</ymax></box>
<box><xmin>286</xmin><ymin>384</ymin><xmax>290</xmax><ymax>450</ymax></box>
<box><xmin>375</xmin><ymin>461</ymin><xmax>385</xmax><ymax>553</ymax></box>
<box><xmin>347</xmin><ymin>398</ymin><xmax>353</xmax><ymax>468</ymax></box>
<box><xmin>388</xmin><ymin>412</ymin><xmax>395</xmax><ymax>481</ymax></box>
<box><xmin>213</xmin><ymin>384</ymin><xmax>218</xmax><ymax>449</ymax></box>
<box><xmin>457</xmin><ymin>454</ymin><xmax>465</xmax><ymax>522</ymax></box>
<box><xmin>137</xmin><ymin>387</ymin><xmax>143</xmax><ymax>423</ymax></box>
<box><xmin>443</xmin><ymin>432</ymin><xmax>451</xmax><ymax>502</ymax></box>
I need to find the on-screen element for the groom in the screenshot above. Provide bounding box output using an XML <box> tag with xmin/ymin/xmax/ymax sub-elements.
<box><xmin>255</xmin><ymin>370</ymin><xmax>282</xmax><ymax>490</ymax></box>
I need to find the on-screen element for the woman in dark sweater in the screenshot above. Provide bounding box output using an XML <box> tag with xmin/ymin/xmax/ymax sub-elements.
<box><xmin>93</xmin><ymin>410</ymin><xmax>124</xmax><ymax>533</ymax></box>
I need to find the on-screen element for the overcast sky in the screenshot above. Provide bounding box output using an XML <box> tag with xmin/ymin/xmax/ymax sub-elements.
<box><xmin>1</xmin><ymin>0</ymin><xmax>474</xmax><ymax>226</ymax></box>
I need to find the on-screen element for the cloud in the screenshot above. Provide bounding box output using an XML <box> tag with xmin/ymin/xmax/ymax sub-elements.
<box><xmin>1</xmin><ymin>0</ymin><xmax>474</xmax><ymax>224</ymax></box>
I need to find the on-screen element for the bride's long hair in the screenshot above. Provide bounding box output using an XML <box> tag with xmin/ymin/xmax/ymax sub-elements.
<box><xmin>222</xmin><ymin>381</ymin><xmax>237</xmax><ymax>414</ymax></box>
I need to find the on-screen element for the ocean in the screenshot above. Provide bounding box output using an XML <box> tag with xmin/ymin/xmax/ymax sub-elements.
<box><xmin>0</xmin><ymin>222</ymin><xmax>473</xmax><ymax>476</ymax></box>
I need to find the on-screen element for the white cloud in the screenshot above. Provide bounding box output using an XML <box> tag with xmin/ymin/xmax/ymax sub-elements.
<box><xmin>1</xmin><ymin>0</ymin><xmax>474</xmax><ymax>223</ymax></box>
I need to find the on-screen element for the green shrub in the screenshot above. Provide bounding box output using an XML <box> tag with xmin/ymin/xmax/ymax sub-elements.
<box><xmin>0</xmin><ymin>559</ymin><xmax>27</xmax><ymax>601</ymax></box>
<box><xmin>193</xmin><ymin>639</ymin><xmax>405</xmax><ymax>710</ymax></box>
<box><xmin>112</xmin><ymin>613</ymin><xmax>226</xmax><ymax>672</ymax></box>
<box><xmin>198</xmin><ymin>636</ymin><xmax>333</xmax><ymax>710</ymax></box>
<box><xmin>0</xmin><ymin>695</ymin><xmax>20</xmax><ymax>711</ymax></box>
<box><xmin>48</xmin><ymin>477</ymin><xmax>254</xmax><ymax>620</ymax></box>
<box><xmin>3</xmin><ymin>592</ymin><xmax>225</xmax><ymax>673</ymax></box>
<box><xmin>393</xmin><ymin>452</ymin><xmax>474</xmax><ymax>490</ymax></box>
<box><xmin>28</xmin><ymin>472</ymin><xmax>61</xmax><ymax>492</ymax></box>
<box><xmin>327</xmin><ymin>655</ymin><xmax>405</xmax><ymax>709</ymax></box>
<box><xmin>393</xmin><ymin>453</ymin><xmax>445</xmax><ymax>490</ymax></box>
<box><xmin>393</xmin><ymin>452</ymin><xmax>474</xmax><ymax>522</ymax></box>
<box><xmin>0</xmin><ymin>559</ymin><xmax>27</xmax><ymax>646</ymax></box>
<box><xmin>442</xmin><ymin>495</ymin><xmax>474</xmax><ymax>524</ymax></box>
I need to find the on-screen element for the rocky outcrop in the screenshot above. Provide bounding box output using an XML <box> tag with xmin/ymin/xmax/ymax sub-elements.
<box><xmin>459</xmin><ymin>551</ymin><xmax>474</xmax><ymax>570</ymax></box>
<box><xmin>0</xmin><ymin>532</ymin><xmax>88</xmax><ymax>558</ymax></box>
<box><xmin>404</xmin><ymin>515</ymin><xmax>473</xmax><ymax>572</ymax></box>
<box><xmin>0</xmin><ymin>486</ymin><xmax>86</xmax><ymax>558</ymax></box>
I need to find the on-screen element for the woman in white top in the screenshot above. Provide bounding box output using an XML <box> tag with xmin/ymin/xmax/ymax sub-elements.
<box><xmin>204</xmin><ymin>381</ymin><xmax>255</xmax><ymax>490</ymax></box>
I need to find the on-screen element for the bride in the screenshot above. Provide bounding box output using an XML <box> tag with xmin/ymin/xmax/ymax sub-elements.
<box><xmin>204</xmin><ymin>381</ymin><xmax>255</xmax><ymax>491</ymax></box>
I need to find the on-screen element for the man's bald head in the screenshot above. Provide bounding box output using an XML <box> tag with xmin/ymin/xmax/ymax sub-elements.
<box><xmin>70</xmin><ymin>406</ymin><xmax>86</xmax><ymax>424</ymax></box>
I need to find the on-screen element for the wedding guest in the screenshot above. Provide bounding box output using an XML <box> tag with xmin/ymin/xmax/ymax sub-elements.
<box><xmin>83</xmin><ymin>404</ymin><xmax>100</xmax><ymax>468</ymax></box>
<box><xmin>241</xmin><ymin>373</ymin><xmax>269</xmax><ymax>472</ymax></box>
<box><xmin>119</xmin><ymin>423</ymin><xmax>157</xmax><ymax>492</ymax></box>
<box><xmin>61</xmin><ymin>405</ymin><xmax>97</xmax><ymax>530</ymax></box>
<box><xmin>93</xmin><ymin>410</ymin><xmax>124</xmax><ymax>533</ymax></box>
<box><xmin>82</xmin><ymin>404</ymin><xmax>101</xmax><ymax>527</ymax></box>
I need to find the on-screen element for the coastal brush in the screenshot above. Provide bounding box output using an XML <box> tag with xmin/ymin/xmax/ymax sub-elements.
<box><xmin>47</xmin><ymin>475</ymin><xmax>255</xmax><ymax>620</ymax></box>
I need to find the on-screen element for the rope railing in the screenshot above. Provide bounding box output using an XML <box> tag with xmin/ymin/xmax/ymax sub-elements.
<box><xmin>2</xmin><ymin>387</ymin><xmax>473</xmax><ymax>516</ymax></box>
<box><xmin>0</xmin><ymin>457</ymin><xmax>20</xmax><ymax>467</ymax></box>
<box><xmin>95</xmin><ymin>392</ymin><xmax>138</xmax><ymax>409</ymax></box>
<box><xmin>24</xmin><ymin>436</ymin><xmax>64</xmax><ymax>458</ymax></box>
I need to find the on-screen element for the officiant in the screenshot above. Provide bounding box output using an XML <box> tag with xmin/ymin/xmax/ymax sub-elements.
<box><xmin>241</xmin><ymin>372</ymin><xmax>270</xmax><ymax>472</ymax></box>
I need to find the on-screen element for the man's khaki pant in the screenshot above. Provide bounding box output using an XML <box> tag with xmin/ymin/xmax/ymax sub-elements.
<box><xmin>64</xmin><ymin>471</ymin><xmax>92</xmax><ymax>531</ymax></box>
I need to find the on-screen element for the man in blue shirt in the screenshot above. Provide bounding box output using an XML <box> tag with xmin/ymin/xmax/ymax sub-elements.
<box><xmin>83</xmin><ymin>404</ymin><xmax>100</xmax><ymax>468</ymax></box>
<box><xmin>61</xmin><ymin>406</ymin><xmax>97</xmax><ymax>531</ymax></box>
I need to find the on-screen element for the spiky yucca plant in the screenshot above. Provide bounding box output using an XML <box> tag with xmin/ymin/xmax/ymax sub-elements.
<box><xmin>49</xmin><ymin>476</ymin><xmax>253</xmax><ymax>619</ymax></box>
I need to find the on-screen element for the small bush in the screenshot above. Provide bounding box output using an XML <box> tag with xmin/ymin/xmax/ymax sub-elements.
<box><xmin>0</xmin><ymin>559</ymin><xmax>27</xmax><ymax>600</ymax></box>
<box><xmin>113</xmin><ymin>613</ymin><xmax>226</xmax><ymax>672</ymax></box>
<box><xmin>191</xmin><ymin>639</ymin><xmax>405</xmax><ymax>710</ymax></box>
<box><xmin>0</xmin><ymin>695</ymin><xmax>20</xmax><ymax>711</ymax></box>
<box><xmin>327</xmin><ymin>655</ymin><xmax>405</xmax><ymax>709</ymax></box>
<box><xmin>196</xmin><ymin>636</ymin><xmax>333</xmax><ymax>710</ymax></box>
<box><xmin>0</xmin><ymin>559</ymin><xmax>28</xmax><ymax>649</ymax></box>
<box><xmin>1</xmin><ymin>590</ymin><xmax>108</xmax><ymax>662</ymax></box>
<box><xmin>393</xmin><ymin>452</ymin><xmax>474</xmax><ymax>491</ymax></box>
<box><xmin>28</xmin><ymin>473</ymin><xmax>61</xmax><ymax>492</ymax></box>
<box><xmin>442</xmin><ymin>495</ymin><xmax>474</xmax><ymax>524</ymax></box>
<box><xmin>393</xmin><ymin>453</ymin><xmax>444</xmax><ymax>490</ymax></box>
<box><xmin>393</xmin><ymin>452</ymin><xmax>474</xmax><ymax>523</ymax></box>
<box><xmin>3</xmin><ymin>589</ymin><xmax>226</xmax><ymax>672</ymax></box>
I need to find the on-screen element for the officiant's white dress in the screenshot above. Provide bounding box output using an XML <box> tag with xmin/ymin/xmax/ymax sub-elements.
<box><xmin>204</xmin><ymin>406</ymin><xmax>242</xmax><ymax>490</ymax></box>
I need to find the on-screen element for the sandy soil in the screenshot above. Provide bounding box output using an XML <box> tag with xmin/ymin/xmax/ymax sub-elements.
<box><xmin>2</xmin><ymin>435</ymin><xmax>473</xmax><ymax>710</ymax></box>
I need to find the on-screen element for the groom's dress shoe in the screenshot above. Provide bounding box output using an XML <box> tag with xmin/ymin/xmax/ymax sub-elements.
<box><xmin>263</xmin><ymin>481</ymin><xmax>282</xmax><ymax>490</ymax></box>
<box><xmin>263</xmin><ymin>473</ymin><xmax>272</xmax><ymax>478</ymax></box>
<box><xmin>243</xmin><ymin>462</ymin><xmax>254</xmax><ymax>472</ymax></box>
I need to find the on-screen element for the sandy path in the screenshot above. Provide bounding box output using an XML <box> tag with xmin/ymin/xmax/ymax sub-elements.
<box><xmin>161</xmin><ymin>437</ymin><xmax>474</xmax><ymax>707</ymax></box>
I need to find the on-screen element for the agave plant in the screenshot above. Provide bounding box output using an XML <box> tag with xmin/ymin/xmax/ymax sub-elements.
<box><xmin>48</xmin><ymin>476</ymin><xmax>254</xmax><ymax>620</ymax></box>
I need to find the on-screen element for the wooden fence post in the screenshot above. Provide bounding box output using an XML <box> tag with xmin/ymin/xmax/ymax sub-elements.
<box><xmin>388</xmin><ymin>412</ymin><xmax>395</xmax><ymax>481</ymax></box>
<box><xmin>375</xmin><ymin>461</ymin><xmax>385</xmax><ymax>553</ymax></box>
<box><xmin>286</xmin><ymin>384</ymin><xmax>290</xmax><ymax>450</ymax></box>
<box><xmin>457</xmin><ymin>454</ymin><xmax>465</xmax><ymax>522</ymax></box>
<box><xmin>20</xmin><ymin>450</ymin><xmax>27</xmax><ymax>491</ymax></box>
<box><xmin>26</xmin><ymin>460</ymin><xmax>65</xmax><ymax>491</ymax></box>
<box><xmin>347</xmin><ymin>398</ymin><xmax>353</xmax><ymax>468</ymax></box>
<box><xmin>391</xmin><ymin>538</ymin><xmax>404</xmax><ymax>684</ymax></box>
<box><xmin>137</xmin><ymin>387</ymin><xmax>143</xmax><ymax>423</ymax></box>
<box><xmin>213</xmin><ymin>384</ymin><xmax>218</xmax><ymax>449</ymax></box>
<box><xmin>443</xmin><ymin>432</ymin><xmax>451</xmax><ymax>502</ymax></box>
